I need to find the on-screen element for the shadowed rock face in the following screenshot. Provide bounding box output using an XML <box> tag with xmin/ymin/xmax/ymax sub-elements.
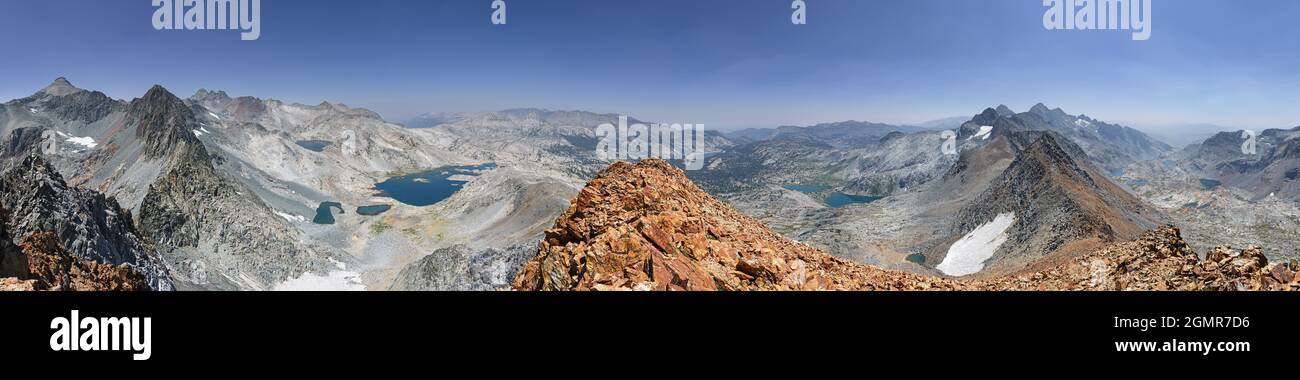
<box><xmin>0</xmin><ymin>207</ymin><xmax>23</xmax><ymax>278</ymax></box>
<box><xmin>513</xmin><ymin>160</ymin><xmax>1295</xmax><ymax>291</ymax></box>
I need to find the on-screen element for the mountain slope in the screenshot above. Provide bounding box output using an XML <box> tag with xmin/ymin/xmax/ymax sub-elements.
<box><xmin>941</xmin><ymin>131</ymin><xmax>1162</xmax><ymax>276</ymax></box>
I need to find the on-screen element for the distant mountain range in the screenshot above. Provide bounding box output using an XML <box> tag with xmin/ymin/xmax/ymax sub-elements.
<box><xmin>0</xmin><ymin>77</ymin><xmax>1294</xmax><ymax>291</ymax></box>
<box><xmin>723</xmin><ymin>120</ymin><xmax>922</xmax><ymax>147</ymax></box>
<box><xmin>1171</xmin><ymin>125</ymin><xmax>1300</xmax><ymax>200</ymax></box>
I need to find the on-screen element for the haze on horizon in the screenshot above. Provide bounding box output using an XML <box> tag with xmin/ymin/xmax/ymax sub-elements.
<box><xmin>2</xmin><ymin>0</ymin><xmax>1298</xmax><ymax>135</ymax></box>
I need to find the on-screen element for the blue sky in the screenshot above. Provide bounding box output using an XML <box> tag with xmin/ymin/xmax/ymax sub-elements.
<box><xmin>2</xmin><ymin>0</ymin><xmax>1298</xmax><ymax>132</ymax></box>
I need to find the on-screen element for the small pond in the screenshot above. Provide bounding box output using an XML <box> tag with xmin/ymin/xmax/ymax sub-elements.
<box><xmin>825</xmin><ymin>192</ymin><xmax>882</xmax><ymax>208</ymax></box>
<box><xmin>313</xmin><ymin>201</ymin><xmax>344</xmax><ymax>224</ymax></box>
<box><xmin>356</xmin><ymin>204</ymin><xmax>392</xmax><ymax>216</ymax></box>
<box><xmin>296</xmin><ymin>140</ymin><xmax>333</xmax><ymax>152</ymax></box>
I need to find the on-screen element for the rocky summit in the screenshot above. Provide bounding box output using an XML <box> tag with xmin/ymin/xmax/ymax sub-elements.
<box><xmin>512</xmin><ymin>159</ymin><xmax>1294</xmax><ymax>291</ymax></box>
<box><xmin>513</xmin><ymin>159</ymin><xmax>969</xmax><ymax>291</ymax></box>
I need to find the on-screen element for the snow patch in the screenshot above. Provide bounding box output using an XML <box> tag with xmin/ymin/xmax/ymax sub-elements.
<box><xmin>274</xmin><ymin>210</ymin><xmax>306</xmax><ymax>223</ymax></box>
<box><xmin>936</xmin><ymin>212</ymin><xmax>1015</xmax><ymax>277</ymax></box>
<box><xmin>969</xmin><ymin>125</ymin><xmax>993</xmax><ymax>140</ymax></box>
<box><xmin>66</xmin><ymin>136</ymin><xmax>98</xmax><ymax>149</ymax></box>
<box><xmin>273</xmin><ymin>258</ymin><xmax>365</xmax><ymax>291</ymax></box>
<box><xmin>1074</xmin><ymin>119</ymin><xmax>1092</xmax><ymax>128</ymax></box>
<box><xmin>209</xmin><ymin>112</ymin><xmax>221</xmax><ymax>119</ymax></box>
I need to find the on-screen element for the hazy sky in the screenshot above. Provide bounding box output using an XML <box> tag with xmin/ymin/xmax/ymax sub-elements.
<box><xmin>2</xmin><ymin>0</ymin><xmax>1298</xmax><ymax>132</ymax></box>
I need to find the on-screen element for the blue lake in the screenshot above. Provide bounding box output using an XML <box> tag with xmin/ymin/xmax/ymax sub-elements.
<box><xmin>313</xmin><ymin>201</ymin><xmax>344</xmax><ymax>225</ymax></box>
<box><xmin>356</xmin><ymin>204</ymin><xmax>391</xmax><ymax>216</ymax></box>
<box><xmin>1200</xmin><ymin>178</ymin><xmax>1222</xmax><ymax>190</ymax></box>
<box><xmin>296</xmin><ymin>140</ymin><xmax>332</xmax><ymax>152</ymax></box>
<box><xmin>905</xmin><ymin>253</ymin><xmax>927</xmax><ymax>265</ymax></box>
<box><xmin>783</xmin><ymin>184</ymin><xmax>880</xmax><ymax>208</ymax></box>
<box><xmin>825</xmin><ymin>192</ymin><xmax>882</xmax><ymax>208</ymax></box>
<box><xmin>374</xmin><ymin>163</ymin><xmax>496</xmax><ymax>207</ymax></box>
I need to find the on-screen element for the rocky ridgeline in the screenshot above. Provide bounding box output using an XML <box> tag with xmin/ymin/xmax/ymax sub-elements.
<box><xmin>513</xmin><ymin>159</ymin><xmax>1295</xmax><ymax>291</ymax></box>
<box><xmin>977</xmin><ymin>226</ymin><xmax>1297</xmax><ymax>291</ymax></box>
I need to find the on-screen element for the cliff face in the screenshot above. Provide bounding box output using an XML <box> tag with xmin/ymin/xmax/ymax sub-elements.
<box><xmin>513</xmin><ymin>160</ymin><xmax>1297</xmax><ymax>291</ymax></box>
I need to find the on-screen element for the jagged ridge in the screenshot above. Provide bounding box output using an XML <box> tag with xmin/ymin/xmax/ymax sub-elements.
<box><xmin>0</xmin><ymin>154</ymin><xmax>172</xmax><ymax>290</ymax></box>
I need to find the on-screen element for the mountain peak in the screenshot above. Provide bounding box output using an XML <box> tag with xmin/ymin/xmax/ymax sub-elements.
<box><xmin>38</xmin><ymin>77</ymin><xmax>83</xmax><ymax>96</ymax></box>
<box><xmin>969</xmin><ymin>107</ymin><xmax>1002</xmax><ymax>127</ymax></box>
<box><xmin>995</xmin><ymin>104</ymin><xmax>1015</xmax><ymax>116</ymax></box>
<box><xmin>192</xmin><ymin>88</ymin><xmax>231</xmax><ymax>102</ymax></box>
<box><xmin>142</xmin><ymin>84</ymin><xmax>178</xmax><ymax>101</ymax></box>
<box><xmin>128</xmin><ymin>84</ymin><xmax>203</xmax><ymax>159</ymax></box>
<box><xmin>1029</xmin><ymin>102</ymin><xmax>1051</xmax><ymax>114</ymax></box>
